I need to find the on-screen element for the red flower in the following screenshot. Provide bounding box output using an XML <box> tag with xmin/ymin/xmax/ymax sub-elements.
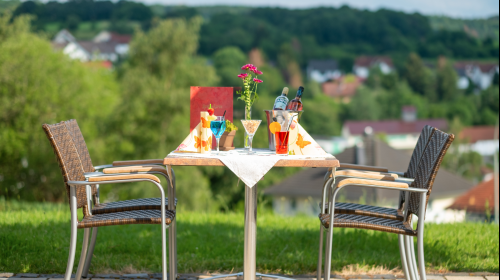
<box><xmin>241</xmin><ymin>64</ymin><xmax>255</xmax><ymax>70</ymax></box>
<box><xmin>253</xmin><ymin>78</ymin><xmax>263</xmax><ymax>83</ymax></box>
<box><xmin>238</xmin><ymin>73</ymin><xmax>249</xmax><ymax>79</ymax></box>
<box><xmin>253</xmin><ymin>69</ymin><xmax>263</xmax><ymax>75</ymax></box>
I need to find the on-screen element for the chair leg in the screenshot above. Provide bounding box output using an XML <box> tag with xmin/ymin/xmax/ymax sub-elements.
<box><xmin>76</xmin><ymin>228</ymin><xmax>91</xmax><ymax>280</ymax></box>
<box><xmin>417</xmin><ymin>192</ymin><xmax>427</xmax><ymax>280</ymax></box>
<box><xmin>82</xmin><ymin>228</ymin><xmax>98</xmax><ymax>277</ymax></box>
<box><xmin>405</xmin><ymin>235</ymin><xmax>417</xmax><ymax>280</ymax></box>
<box><xmin>65</xmin><ymin>188</ymin><xmax>79</xmax><ymax>280</ymax></box>
<box><xmin>317</xmin><ymin>226</ymin><xmax>324</xmax><ymax>280</ymax></box>
<box><xmin>169</xmin><ymin>223</ymin><xmax>176</xmax><ymax>280</ymax></box>
<box><xmin>398</xmin><ymin>235</ymin><xmax>410</xmax><ymax>280</ymax></box>
<box><xmin>324</xmin><ymin>228</ymin><xmax>332</xmax><ymax>280</ymax></box>
<box><xmin>410</xmin><ymin>236</ymin><xmax>419</xmax><ymax>280</ymax></box>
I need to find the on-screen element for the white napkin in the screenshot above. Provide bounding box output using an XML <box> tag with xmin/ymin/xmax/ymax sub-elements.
<box><xmin>218</xmin><ymin>155</ymin><xmax>280</xmax><ymax>187</ymax></box>
<box><xmin>167</xmin><ymin>149</ymin><xmax>333</xmax><ymax>188</ymax></box>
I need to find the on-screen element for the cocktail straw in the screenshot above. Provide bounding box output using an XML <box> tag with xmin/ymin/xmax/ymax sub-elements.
<box><xmin>222</xmin><ymin>110</ymin><xmax>227</xmax><ymax>118</ymax></box>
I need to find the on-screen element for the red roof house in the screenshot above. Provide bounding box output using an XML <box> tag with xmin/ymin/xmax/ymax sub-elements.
<box><xmin>448</xmin><ymin>178</ymin><xmax>496</xmax><ymax>214</ymax></box>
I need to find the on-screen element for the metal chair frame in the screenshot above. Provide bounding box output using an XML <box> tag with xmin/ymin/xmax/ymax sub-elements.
<box><xmin>317</xmin><ymin>173</ymin><xmax>427</xmax><ymax>280</ymax></box>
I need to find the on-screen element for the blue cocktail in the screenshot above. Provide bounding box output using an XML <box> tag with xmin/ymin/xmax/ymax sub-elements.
<box><xmin>210</xmin><ymin>116</ymin><xmax>226</xmax><ymax>154</ymax></box>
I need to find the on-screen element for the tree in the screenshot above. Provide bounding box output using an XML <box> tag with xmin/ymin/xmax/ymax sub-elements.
<box><xmin>212</xmin><ymin>46</ymin><xmax>247</xmax><ymax>87</ymax></box>
<box><xmin>0</xmin><ymin>14</ymin><xmax>119</xmax><ymax>202</ymax></box>
<box><xmin>114</xmin><ymin>17</ymin><xmax>219</xmax><ymax>211</ymax></box>
<box><xmin>403</xmin><ymin>53</ymin><xmax>435</xmax><ymax>101</ymax></box>
<box><xmin>436</xmin><ymin>58</ymin><xmax>459</xmax><ymax>101</ymax></box>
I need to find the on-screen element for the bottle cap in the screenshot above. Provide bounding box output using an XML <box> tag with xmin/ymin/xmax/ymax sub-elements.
<box><xmin>282</xmin><ymin>87</ymin><xmax>289</xmax><ymax>95</ymax></box>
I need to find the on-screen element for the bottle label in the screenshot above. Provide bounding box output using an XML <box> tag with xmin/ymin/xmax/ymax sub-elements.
<box><xmin>274</xmin><ymin>96</ymin><xmax>288</xmax><ymax>110</ymax></box>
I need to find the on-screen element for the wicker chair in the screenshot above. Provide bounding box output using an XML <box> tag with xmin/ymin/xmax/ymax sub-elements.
<box><xmin>316</xmin><ymin>125</ymin><xmax>437</xmax><ymax>279</ymax></box>
<box><xmin>42</xmin><ymin>122</ymin><xmax>176</xmax><ymax>280</ymax></box>
<box><xmin>63</xmin><ymin>119</ymin><xmax>178</xmax><ymax>278</ymax></box>
<box><xmin>317</xmin><ymin>130</ymin><xmax>454</xmax><ymax>280</ymax></box>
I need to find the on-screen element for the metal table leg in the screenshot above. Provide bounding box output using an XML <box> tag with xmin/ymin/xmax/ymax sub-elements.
<box><xmin>202</xmin><ymin>184</ymin><xmax>294</xmax><ymax>280</ymax></box>
<box><xmin>244</xmin><ymin>185</ymin><xmax>258</xmax><ymax>280</ymax></box>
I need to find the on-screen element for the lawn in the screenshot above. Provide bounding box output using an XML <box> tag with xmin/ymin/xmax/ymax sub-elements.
<box><xmin>0</xmin><ymin>201</ymin><xmax>498</xmax><ymax>275</ymax></box>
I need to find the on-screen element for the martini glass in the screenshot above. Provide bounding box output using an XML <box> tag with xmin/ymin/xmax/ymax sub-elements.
<box><xmin>210</xmin><ymin>116</ymin><xmax>226</xmax><ymax>155</ymax></box>
<box><xmin>241</xmin><ymin>120</ymin><xmax>262</xmax><ymax>155</ymax></box>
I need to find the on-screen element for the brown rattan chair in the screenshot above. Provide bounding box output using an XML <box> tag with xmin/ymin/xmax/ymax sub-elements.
<box><xmin>42</xmin><ymin>122</ymin><xmax>176</xmax><ymax>280</ymax></box>
<box><xmin>63</xmin><ymin>119</ymin><xmax>179</xmax><ymax>278</ymax></box>
<box><xmin>317</xmin><ymin>130</ymin><xmax>454</xmax><ymax>280</ymax></box>
<box><xmin>316</xmin><ymin>125</ymin><xmax>437</xmax><ymax>279</ymax></box>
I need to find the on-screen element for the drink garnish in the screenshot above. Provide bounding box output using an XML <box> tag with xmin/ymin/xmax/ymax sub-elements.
<box><xmin>269</xmin><ymin>122</ymin><xmax>281</xmax><ymax>134</ymax></box>
<box><xmin>208</xmin><ymin>104</ymin><xmax>215</xmax><ymax>116</ymax></box>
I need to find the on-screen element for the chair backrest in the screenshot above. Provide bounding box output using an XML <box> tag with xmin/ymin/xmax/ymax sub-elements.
<box><xmin>64</xmin><ymin>120</ymin><xmax>98</xmax><ymax>200</ymax></box>
<box><xmin>64</xmin><ymin>120</ymin><xmax>95</xmax><ymax>173</ymax></box>
<box><xmin>398</xmin><ymin>125</ymin><xmax>437</xmax><ymax>209</ymax></box>
<box><xmin>407</xmin><ymin>130</ymin><xmax>455</xmax><ymax>220</ymax></box>
<box><xmin>42</xmin><ymin>122</ymin><xmax>89</xmax><ymax>214</ymax></box>
<box><xmin>405</xmin><ymin>125</ymin><xmax>438</xmax><ymax>178</ymax></box>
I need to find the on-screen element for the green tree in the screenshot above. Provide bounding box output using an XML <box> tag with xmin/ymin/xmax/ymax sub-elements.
<box><xmin>436</xmin><ymin>61</ymin><xmax>459</xmax><ymax>101</ymax></box>
<box><xmin>212</xmin><ymin>46</ymin><xmax>247</xmax><ymax>87</ymax></box>
<box><xmin>403</xmin><ymin>53</ymin><xmax>435</xmax><ymax>101</ymax></box>
<box><xmin>113</xmin><ymin>17</ymin><xmax>219</xmax><ymax>211</ymax></box>
<box><xmin>347</xmin><ymin>86</ymin><xmax>381</xmax><ymax>121</ymax></box>
<box><xmin>0</xmin><ymin>14</ymin><xmax>119</xmax><ymax>202</ymax></box>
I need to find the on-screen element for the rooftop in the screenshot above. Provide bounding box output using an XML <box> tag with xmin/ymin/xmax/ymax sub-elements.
<box><xmin>344</xmin><ymin>119</ymin><xmax>448</xmax><ymax>135</ymax></box>
<box><xmin>354</xmin><ymin>56</ymin><xmax>394</xmax><ymax>68</ymax></box>
<box><xmin>448</xmin><ymin>178</ymin><xmax>496</xmax><ymax>214</ymax></box>
<box><xmin>459</xmin><ymin>126</ymin><xmax>498</xmax><ymax>143</ymax></box>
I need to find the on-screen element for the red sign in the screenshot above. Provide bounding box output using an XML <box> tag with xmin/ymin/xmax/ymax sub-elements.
<box><xmin>190</xmin><ymin>87</ymin><xmax>234</xmax><ymax>132</ymax></box>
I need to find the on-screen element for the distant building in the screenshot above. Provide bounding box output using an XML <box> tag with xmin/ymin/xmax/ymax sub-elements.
<box><xmin>353</xmin><ymin>56</ymin><xmax>394</xmax><ymax>79</ymax></box>
<box><xmin>448</xmin><ymin>178</ymin><xmax>496</xmax><ymax>222</ymax></box>
<box><xmin>321</xmin><ymin>75</ymin><xmax>362</xmax><ymax>103</ymax></box>
<box><xmin>307</xmin><ymin>60</ymin><xmax>341</xmax><ymax>83</ymax></box>
<box><xmin>265</xmin><ymin>133</ymin><xmax>473</xmax><ymax>223</ymax></box>
<box><xmin>342</xmin><ymin>107</ymin><xmax>448</xmax><ymax>150</ymax></box>
<box><xmin>454</xmin><ymin>62</ymin><xmax>499</xmax><ymax>90</ymax></box>
<box><xmin>459</xmin><ymin>126</ymin><xmax>499</xmax><ymax>163</ymax></box>
<box><xmin>51</xmin><ymin>29</ymin><xmax>131</xmax><ymax>63</ymax></box>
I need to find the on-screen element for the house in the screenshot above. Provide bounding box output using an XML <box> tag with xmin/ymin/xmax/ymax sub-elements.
<box><xmin>459</xmin><ymin>126</ymin><xmax>499</xmax><ymax>163</ymax></box>
<box><xmin>321</xmin><ymin>75</ymin><xmax>362</xmax><ymax>103</ymax></box>
<box><xmin>51</xmin><ymin>29</ymin><xmax>131</xmax><ymax>63</ymax></box>
<box><xmin>454</xmin><ymin>62</ymin><xmax>499</xmax><ymax>90</ymax></box>
<box><xmin>342</xmin><ymin>107</ymin><xmax>448</xmax><ymax>150</ymax></box>
<box><xmin>264</xmin><ymin>133</ymin><xmax>473</xmax><ymax>223</ymax></box>
<box><xmin>307</xmin><ymin>60</ymin><xmax>341</xmax><ymax>83</ymax></box>
<box><xmin>353</xmin><ymin>56</ymin><xmax>394</xmax><ymax>79</ymax></box>
<box><xmin>448</xmin><ymin>178</ymin><xmax>497</xmax><ymax>222</ymax></box>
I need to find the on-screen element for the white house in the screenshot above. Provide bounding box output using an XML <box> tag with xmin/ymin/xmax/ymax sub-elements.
<box><xmin>455</xmin><ymin>62</ymin><xmax>499</xmax><ymax>90</ymax></box>
<box><xmin>52</xmin><ymin>29</ymin><xmax>131</xmax><ymax>63</ymax></box>
<box><xmin>307</xmin><ymin>60</ymin><xmax>342</xmax><ymax>83</ymax></box>
<box><xmin>353</xmin><ymin>56</ymin><xmax>394</xmax><ymax>79</ymax></box>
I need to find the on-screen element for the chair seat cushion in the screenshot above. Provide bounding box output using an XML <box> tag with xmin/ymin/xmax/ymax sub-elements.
<box><xmin>78</xmin><ymin>210</ymin><xmax>176</xmax><ymax>229</ymax></box>
<box><xmin>93</xmin><ymin>198</ymin><xmax>177</xmax><ymax>214</ymax></box>
<box><xmin>319</xmin><ymin>213</ymin><xmax>416</xmax><ymax>236</ymax></box>
<box><xmin>333</xmin><ymin>202</ymin><xmax>405</xmax><ymax>221</ymax></box>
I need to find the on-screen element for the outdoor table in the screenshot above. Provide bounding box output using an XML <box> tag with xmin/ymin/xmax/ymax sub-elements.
<box><xmin>163</xmin><ymin>150</ymin><xmax>340</xmax><ymax>280</ymax></box>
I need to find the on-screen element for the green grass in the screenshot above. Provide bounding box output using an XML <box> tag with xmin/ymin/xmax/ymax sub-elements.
<box><xmin>0</xmin><ymin>201</ymin><xmax>498</xmax><ymax>274</ymax></box>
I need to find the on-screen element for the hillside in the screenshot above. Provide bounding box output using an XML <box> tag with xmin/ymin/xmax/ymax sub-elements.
<box><xmin>429</xmin><ymin>15</ymin><xmax>499</xmax><ymax>42</ymax></box>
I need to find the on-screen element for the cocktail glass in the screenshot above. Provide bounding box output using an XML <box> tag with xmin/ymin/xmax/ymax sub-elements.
<box><xmin>210</xmin><ymin>116</ymin><xmax>226</xmax><ymax>155</ymax></box>
<box><xmin>241</xmin><ymin>120</ymin><xmax>262</xmax><ymax>155</ymax></box>
<box><xmin>275</xmin><ymin>131</ymin><xmax>289</xmax><ymax>155</ymax></box>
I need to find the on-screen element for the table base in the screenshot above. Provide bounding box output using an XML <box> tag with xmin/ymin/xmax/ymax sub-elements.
<box><xmin>199</xmin><ymin>272</ymin><xmax>296</xmax><ymax>280</ymax></box>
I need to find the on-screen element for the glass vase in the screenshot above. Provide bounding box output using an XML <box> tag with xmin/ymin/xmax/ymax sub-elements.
<box><xmin>244</xmin><ymin>107</ymin><xmax>251</xmax><ymax>149</ymax></box>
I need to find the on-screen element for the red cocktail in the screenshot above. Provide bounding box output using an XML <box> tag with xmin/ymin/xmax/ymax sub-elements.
<box><xmin>275</xmin><ymin>131</ymin><xmax>289</xmax><ymax>155</ymax></box>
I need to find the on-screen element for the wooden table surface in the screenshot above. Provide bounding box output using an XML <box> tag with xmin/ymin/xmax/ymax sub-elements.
<box><xmin>162</xmin><ymin>154</ymin><xmax>340</xmax><ymax>168</ymax></box>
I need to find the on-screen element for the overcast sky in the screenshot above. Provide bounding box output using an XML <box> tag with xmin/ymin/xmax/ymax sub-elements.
<box><xmin>142</xmin><ymin>0</ymin><xmax>499</xmax><ymax>19</ymax></box>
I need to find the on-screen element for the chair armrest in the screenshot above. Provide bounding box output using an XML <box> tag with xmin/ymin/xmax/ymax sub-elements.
<box><xmin>113</xmin><ymin>159</ymin><xmax>164</xmax><ymax>167</ymax></box>
<box><xmin>339</xmin><ymin>163</ymin><xmax>389</xmax><ymax>173</ymax></box>
<box><xmin>389</xmin><ymin>171</ymin><xmax>406</xmax><ymax>177</ymax></box>
<box><xmin>333</xmin><ymin>170</ymin><xmax>398</xmax><ymax>181</ymax></box>
<box><xmin>88</xmin><ymin>174</ymin><xmax>161</xmax><ymax>183</ymax></box>
<box><xmin>103</xmin><ymin>166</ymin><xmax>168</xmax><ymax>176</ymax></box>
<box><xmin>337</xmin><ymin>178</ymin><xmax>409</xmax><ymax>189</ymax></box>
<box><xmin>93</xmin><ymin>164</ymin><xmax>114</xmax><ymax>170</ymax></box>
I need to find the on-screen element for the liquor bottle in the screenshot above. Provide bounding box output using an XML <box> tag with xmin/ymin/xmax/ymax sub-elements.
<box><xmin>273</xmin><ymin>87</ymin><xmax>289</xmax><ymax>110</ymax></box>
<box><xmin>286</xmin><ymin>86</ymin><xmax>304</xmax><ymax>111</ymax></box>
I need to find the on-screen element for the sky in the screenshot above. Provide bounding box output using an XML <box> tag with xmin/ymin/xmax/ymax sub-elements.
<box><xmin>141</xmin><ymin>0</ymin><xmax>499</xmax><ymax>19</ymax></box>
